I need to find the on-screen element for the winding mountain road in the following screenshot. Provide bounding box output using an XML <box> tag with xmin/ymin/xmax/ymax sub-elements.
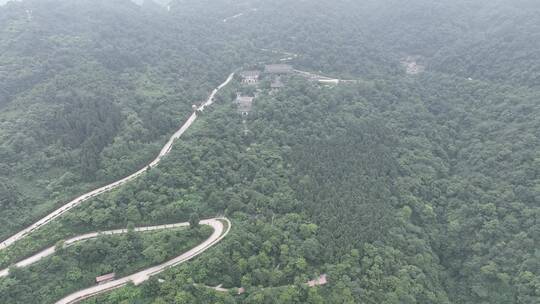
<box><xmin>0</xmin><ymin>65</ymin><xmax>335</xmax><ymax>303</ymax></box>
<box><xmin>0</xmin><ymin>218</ymin><xmax>230</xmax><ymax>303</ymax></box>
<box><xmin>0</xmin><ymin>72</ymin><xmax>235</xmax><ymax>251</ymax></box>
<box><xmin>0</xmin><ymin>72</ymin><xmax>235</xmax><ymax>303</ymax></box>
<box><xmin>52</xmin><ymin>218</ymin><xmax>230</xmax><ymax>304</ymax></box>
<box><xmin>0</xmin><ymin>219</ymin><xmax>220</xmax><ymax>278</ymax></box>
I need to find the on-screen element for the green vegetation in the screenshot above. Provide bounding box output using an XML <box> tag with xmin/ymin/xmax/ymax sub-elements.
<box><xmin>79</xmin><ymin>74</ymin><xmax>539</xmax><ymax>303</ymax></box>
<box><xmin>0</xmin><ymin>0</ymin><xmax>242</xmax><ymax>239</ymax></box>
<box><xmin>0</xmin><ymin>226</ymin><xmax>212</xmax><ymax>304</ymax></box>
<box><xmin>1</xmin><ymin>0</ymin><xmax>539</xmax><ymax>303</ymax></box>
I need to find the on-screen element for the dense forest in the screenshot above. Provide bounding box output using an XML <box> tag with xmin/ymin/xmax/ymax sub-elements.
<box><xmin>0</xmin><ymin>0</ymin><xmax>539</xmax><ymax>303</ymax></box>
<box><xmin>0</xmin><ymin>0</ymin><xmax>249</xmax><ymax>240</ymax></box>
<box><xmin>0</xmin><ymin>226</ymin><xmax>211</xmax><ymax>304</ymax></box>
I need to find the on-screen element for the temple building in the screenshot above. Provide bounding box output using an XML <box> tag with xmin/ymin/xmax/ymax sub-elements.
<box><xmin>235</xmin><ymin>95</ymin><xmax>255</xmax><ymax>116</ymax></box>
<box><xmin>265</xmin><ymin>64</ymin><xmax>293</xmax><ymax>74</ymax></box>
<box><xmin>240</xmin><ymin>70</ymin><xmax>261</xmax><ymax>84</ymax></box>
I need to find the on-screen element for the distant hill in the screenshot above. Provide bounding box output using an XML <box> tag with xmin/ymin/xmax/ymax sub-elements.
<box><xmin>0</xmin><ymin>0</ymin><xmax>18</xmax><ymax>6</ymax></box>
<box><xmin>131</xmin><ymin>0</ymin><xmax>170</xmax><ymax>9</ymax></box>
<box><xmin>1</xmin><ymin>1</ymin><xmax>539</xmax><ymax>304</ymax></box>
<box><xmin>0</xmin><ymin>0</ymin><xmax>170</xmax><ymax>8</ymax></box>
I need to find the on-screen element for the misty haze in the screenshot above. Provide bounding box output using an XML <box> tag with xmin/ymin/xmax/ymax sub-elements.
<box><xmin>0</xmin><ymin>0</ymin><xmax>539</xmax><ymax>303</ymax></box>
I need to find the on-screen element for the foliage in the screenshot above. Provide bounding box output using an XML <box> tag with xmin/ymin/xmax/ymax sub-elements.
<box><xmin>0</xmin><ymin>226</ymin><xmax>212</xmax><ymax>304</ymax></box>
<box><xmin>1</xmin><ymin>0</ymin><xmax>539</xmax><ymax>304</ymax></box>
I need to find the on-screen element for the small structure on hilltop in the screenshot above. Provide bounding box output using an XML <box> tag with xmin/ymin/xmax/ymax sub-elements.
<box><xmin>235</xmin><ymin>95</ymin><xmax>255</xmax><ymax>116</ymax></box>
<box><xmin>401</xmin><ymin>56</ymin><xmax>425</xmax><ymax>75</ymax></box>
<box><xmin>265</xmin><ymin>64</ymin><xmax>293</xmax><ymax>74</ymax></box>
<box><xmin>96</xmin><ymin>273</ymin><xmax>116</xmax><ymax>285</ymax></box>
<box><xmin>240</xmin><ymin>70</ymin><xmax>261</xmax><ymax>85</ymax></box>
<box><xmin>318</xmin><ymin>79</ymin><xmax>339</xmax><ymax>85</ymax></box>
<box><xmin>307</xmin><ymin>274</ymin><xmax>328</xmax><ymax>287</ymax></box>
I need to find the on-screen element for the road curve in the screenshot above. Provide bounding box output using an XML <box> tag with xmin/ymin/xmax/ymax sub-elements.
<box><xmin>0</xmin><ymin>221</ymin><xmax>195</xmax><ymax>278</ymax></box>
<box><xmin>0</xmin><ymin>218</ymin><xmax>230</xmax><ymax>303</ymax></box>
<box><xmin>53</xmin><ymin>218</ymin><xmax>231</xmax><ymax>304</ymax></box>
<box><xmin>0</xmin><ymin>73</ymin><xmax>235</xmax><ymax>251</ymax></box>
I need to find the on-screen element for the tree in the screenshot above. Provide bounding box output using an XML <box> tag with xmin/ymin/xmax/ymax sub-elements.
<box><xmin>189</xmin><ymin>213</ymin><xmax>200</xmax><ymax>229</ymax></box>
<box><xmin>55</xmin><ymin>240</ymin><xmax>66</xmax><ymax>255</ymax></box>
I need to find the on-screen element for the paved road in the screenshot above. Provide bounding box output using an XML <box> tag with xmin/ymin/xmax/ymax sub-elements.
<box><xmin>53</xmin><ymin>218</ymin><xmax>230</xmax><ymax>304</ymax></box>
<box><xmin>223</xmin><ymin>8</ymin><xmax>258</xmax><ymax>23</ymax></box>
<box><xmin>259</xmin><ymin>48</ymin><xmax>299</xmax><ymax>62</ymax></box>
<box><xmin>0</xmin><ymin>218</ymin><xmax>230</xmax><ymax>302</ymax></box>
<box><xmin>294</xmin><ymin>69</ymin><xmax>357</xmax><ymax>84</ymax></box>
<box><xmin>0</xmin><ymin>222</ymin><xmax>195</xmax><ymax>278</ymax></box>
<box><xmin>0</xmin><ymin>72</ymin><xmax>235</xmax><ymax>251</ymax></box>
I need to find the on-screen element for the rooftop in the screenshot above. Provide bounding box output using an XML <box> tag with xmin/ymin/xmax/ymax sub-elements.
<box><xmin>96</xmin><ymin>273</ymin><xmax>116</xmax><ymax>283</ymax></box>
<box><xmin>236</xmin><ymin>96</ymin><xmax>255</xmax><ymax>112</ymax></box>
<box><xmin>265</xmin><ymin>64</ymin><xmax>293</xmax><ymax>74</ymax></box>
<box><xmin>241</xmin><ymin>70</ymin><xmax>261</xmax><ymax>77</ymax></box>
<box><xmin>236</xmin><ymin>96</ymin><xmax>254</xmax><ymax>103</ymax></box>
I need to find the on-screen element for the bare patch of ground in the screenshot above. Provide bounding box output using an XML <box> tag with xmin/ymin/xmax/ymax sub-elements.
<box><xmin>401</xmin><ymin>56</ymin><xmax>425</xmax><ymax>75</ymax></box>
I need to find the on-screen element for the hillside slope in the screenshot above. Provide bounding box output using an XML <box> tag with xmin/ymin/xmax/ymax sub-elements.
<box><xmin>0</xmin><ymin>0</ymin><xmax>539</xmax><ymax>303</ymax></box>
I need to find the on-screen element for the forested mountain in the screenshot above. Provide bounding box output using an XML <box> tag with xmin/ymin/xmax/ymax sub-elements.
<box><xmin>0</xmin><ymin>0</ymin><xmax>539</xmax><ymax>303</ymax></box>
<box><xmin>0</xmin><ymin>0</ymin><xmax>243</xmax><ymax>239</ymax></box>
